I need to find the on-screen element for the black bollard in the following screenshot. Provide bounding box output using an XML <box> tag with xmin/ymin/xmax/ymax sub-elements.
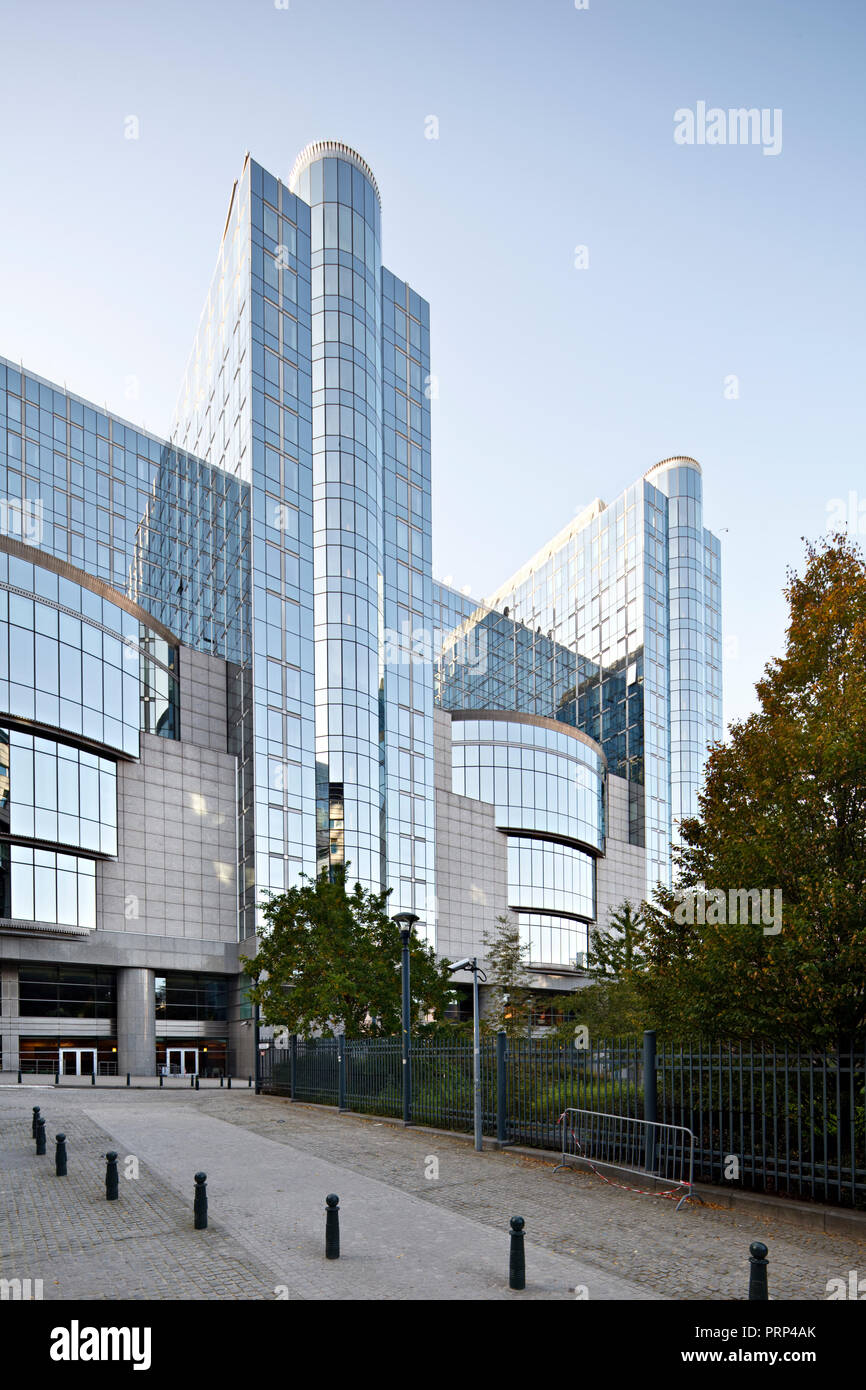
<box><xmin>509</xmin><ymin>1216</ymin><xmax>526</xmax><ymax>1291</ymax></box>
<box><xmin>126</xmin><ymin>1072</ymin><xmax>131</xmax><ymax>1088</ymax></box>
<box><xmin>195</xmin><ymin>1075</ymin><xmax>200</xmax><ymax>1091</ymax></box>
<box><xmin>91</xmin><ymin>1070</ymin><xmax>95</xmax><ymax>1086</ymax></box>
<box><xmin>748</xmin><ymin>1241</ymin><xmax>769</xmax><ymax>1300</ymax></box>
<box><xmin>35</xmin><ymin>1117</ymin><xmax>46</xmax><ymax>1156</ymax></box>
<box><xmin>220</xmin><ymin>1074</ymin><xmax>224</xmax><ymax>1088</ymax></box>
<box><xmin>105</xmin><ymin>1151</ymin><xmax>119</xmax><ymax>1201</ymax></box>
<box><xmin>55</xmin><ymin>1133</ymin><xmax>68</xmax><ymax>1177</ymax></box>
<box><xmin>55</xmin><ymin>1070</ymin><xmax>59</xmax><ymax>1086</ymax></box>
<box><xmin>325</xmin><ymin>1193</ymin><xmax>340</xmax><ymax>1259</ymax></box>
<box><xmin>190</xmin><ymin>1073</ymin><xmax>194</xmax><ymax>1089</ymax></box>
<box><xmin>32</xmin><ymin>1106</ymin><xmax>41</xmax><ymax>1139</ymax></box>
<box><xmin>17</xmin><ymin>1070</ymin><xmax>22</xmax><ymax>1084</ymax></box>
<box><xmin>227</xmin><ymin>1075</ymin><xmax>231</xmax><ymax>1090</ymax></box>
<box><xmin>159</xmin><ymin>1073</ymin><xmax>163</xmax><ymax>1088</ymax></box>
<box><xmin>194</xmin><ymin>1172</ymin><xmax>208</xmax><ymax>1229</ymax></box>
<box><xmin>248</xmin><ymin>1075</ymin><xmax>252</xmax><ymax>1088</ymax></box>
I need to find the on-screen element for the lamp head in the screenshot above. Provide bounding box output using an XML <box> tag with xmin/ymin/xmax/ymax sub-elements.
<box><xmin>393</xmin><ymin>910</ymin><xmax>420</xmax><ymax>945</ymax></box>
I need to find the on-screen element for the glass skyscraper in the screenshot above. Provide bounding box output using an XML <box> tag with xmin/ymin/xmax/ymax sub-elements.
<box><xmin>0</xmin><ymin>141</ymin><xmax>722</xmax><ymax>1072</ymax></box>
<box><xmin>172</xmin><ymin>142</ymin><xmax>434</xmax><ymax>939</ymax></box>
<box><xmin>440</xmin><ymin>458</ymin><xmax>722</xmax><ymax>891</ymax></box>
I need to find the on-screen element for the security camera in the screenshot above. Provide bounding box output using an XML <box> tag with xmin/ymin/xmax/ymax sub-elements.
<box><xmin>448</xmin><ymin>957</ymin><xmax>472</xmax><ymax>972</ymax></box>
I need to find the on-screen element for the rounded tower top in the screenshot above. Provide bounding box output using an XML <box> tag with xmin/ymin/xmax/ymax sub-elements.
<box><xmin>643</xmin><ymin>455</ymin><xmax>702</xmax><ymax>481</ymax></box>
<box><xmin>288</xmin><ymin>140</ymin><xmax>381</xmax><ymax>209</ymax></box>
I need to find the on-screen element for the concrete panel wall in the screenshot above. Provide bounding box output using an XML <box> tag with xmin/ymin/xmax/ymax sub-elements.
<box><xmin>96</xmin><ymin>732</ymin><xmax>237</xmax><ymax>945</ymax></box>
<box><xmin>178</xmin><ymin>648</ymin><xmax>229</xmax><ymax>753</ymax></box>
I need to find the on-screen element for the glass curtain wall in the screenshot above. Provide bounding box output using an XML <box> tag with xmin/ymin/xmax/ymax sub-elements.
<box><xmin>291</xmin><ymin>144</ymin><xmax>386</xmax><ymax>895</ymax></box>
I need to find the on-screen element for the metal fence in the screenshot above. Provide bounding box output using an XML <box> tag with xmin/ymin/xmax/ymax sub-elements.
<box><xmin>556</xmin><ymin>1107</ymin><xmax>696</xmax><ymax>1210</ymax></box>
<box><xmin>659</xmin><ymin>1040</ymin><xmax>866</xmax><ymax>1207</ymax></box>
<box><xmin>259</xmin><ymin>1033</ymin><xmax>866</xmax><ymax>1209</ymax></box>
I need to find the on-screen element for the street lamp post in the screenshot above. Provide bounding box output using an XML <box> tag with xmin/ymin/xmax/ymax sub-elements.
<box><xmin>253</xmin><ymin>1001</ymin><xmax>261</xmax><ymax>1095</ymax></box>
<box><xmin>392</xmin><ymin>911</ymin><xmax>419</xmax><ymax>1126</ymax></box>
<box><xmin>449</xmin><ymin>956</ymin><xmax>487</xmax><ymax>1152</ymax></box>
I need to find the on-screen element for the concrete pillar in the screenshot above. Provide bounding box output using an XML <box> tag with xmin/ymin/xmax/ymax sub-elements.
<box><xmin>116</xmin><ymin>967</ymin><xmax>155</xmax><ymax>1076</ymax></box>
<box><xmin>0</xmin><ymin>965</ymin><xmax>20</xmax><ymax>1072</ymax></box>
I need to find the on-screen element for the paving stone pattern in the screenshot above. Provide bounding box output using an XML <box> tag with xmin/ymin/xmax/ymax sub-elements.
<box><xmin>1</xmin><ymin>1086</ymin><xmax>864</xmax><ymax>1301</ymax></box>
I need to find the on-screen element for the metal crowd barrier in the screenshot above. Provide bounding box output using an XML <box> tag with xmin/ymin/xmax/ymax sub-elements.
<box><xmin>556</xmin><ymin>1106</ymin><xmax>697</xmax><ymax>1211</ymax></box>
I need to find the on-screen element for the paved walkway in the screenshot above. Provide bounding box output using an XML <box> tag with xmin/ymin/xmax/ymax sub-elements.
<box><xmin>2</xmin><ymin>1087</ymin><xmax>864</xmax><ymax>1300</ymax></box>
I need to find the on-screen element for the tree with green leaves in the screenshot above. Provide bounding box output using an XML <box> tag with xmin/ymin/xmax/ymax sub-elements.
<box><xmin>587</xmin><ymin>900</ymin><xmax>647</xmax><ymax>979</ymax></box>
<box><xmin>240</xmin><ymin>866</ymin><xmax>455</xmax><ymax>1039</ymax></box>
<box><xmin>543</xmin><ymin>902</ymin><xmax>651</xmax><ymax>1040</ymax></box>
<box><xmin>481</xmin><ymin>914</ymin><xmax>534</xmax><ymax>1037</ymax></box>
<box><xmin>643</xmin><ymin>532</ymin><xmax>866</xmax><ymax>1043</ymax></box>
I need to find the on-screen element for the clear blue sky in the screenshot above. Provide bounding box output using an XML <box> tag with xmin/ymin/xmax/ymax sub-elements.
<box><xmin>1</xmin><ymin>0</ymin><xmax>863</xmax><ymax>729</ymax></box>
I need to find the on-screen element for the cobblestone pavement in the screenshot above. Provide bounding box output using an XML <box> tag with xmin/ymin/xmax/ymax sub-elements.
<box><xmin>0</xmin><ymin>1095</ymin><xmax>282</xmax><ymax>1300</ymax></box>
<box><xmin>2</xmin><ymin>1086</ymin><xmax>864</xmax><ymax>1300</ymax></box>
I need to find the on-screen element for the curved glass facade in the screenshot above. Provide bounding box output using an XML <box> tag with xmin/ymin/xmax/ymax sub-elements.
<box><xmin>0</xmin><ymin>550</ymin><xmax>180</xmax><ymax>932</ymax></box>
<box><xmin>645</xmin><ymin>459</ymin><xmax>722</xmax><ymax>832</ymax></box>
<box><xmin>0</xmin><ymin>844</ymin><xmax>96</xmax><ymax>931</ymax></box>
<box><xmin>515</xmin><ymin>912</ymin><xmax>590</xmax><ymax>969</ymax></box>
<box><xmin>0</xmin><ymin>727</ymin><xmax>116</xmax><ymax>855</ymax></box>
<box><xmin>449</xmin><ymin>710</ymin><xmax>600</xmax><ymax>968</ymax></box>
<box><xmin>0</xmin><ymin>552</ymin><xmax>179</xmax><ymax>757</ymax></box>
<box><xmin>506</xmin><ymin>837</ymin><xmax>594</xmax><ymax>918</ymax></box>
<box><xmin>451</xmin><ymin>715</ymin><xmax>604</xmax><ymax>851</ymax></box>
<box><xmin>292</xmin><ymin>145</ymin><xmax>385</xmax><ymax>891</ymax></box>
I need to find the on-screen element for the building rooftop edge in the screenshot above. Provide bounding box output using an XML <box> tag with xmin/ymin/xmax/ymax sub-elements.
<box><xmin>483</xmin><ymin>456</ymin><xmax>704</xmax><ymax>607</ymax></box>
<box><xmin>288</xmin><ymin>141</ymin><xmax>381</xmax><ymax>208</ymax></box>
<box><xmin>643</xmin><ymin>455</ymin><xmax>702</xmax><ymax>479</ymax></box>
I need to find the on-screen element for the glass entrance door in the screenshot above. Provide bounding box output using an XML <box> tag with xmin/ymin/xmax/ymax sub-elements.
<box><xmin>166</xmin><ymin>1047</ymin><xmax>199</xmax><ymax>1076</ymax></box>
<box><xmin>59</xmin><ymin>1048</ymin><xmax>97</xmax><ymax>1076</ymax></box>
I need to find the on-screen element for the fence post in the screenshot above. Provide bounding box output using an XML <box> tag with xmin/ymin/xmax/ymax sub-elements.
<box><xmin>643</xmin><ymin>1028</ymin><xmax>658</xmax><ymax>1173</ymax></box>
<box><xmin>496</xmin><ymin>1031</ymin><xmax>508</xmax><ymax>1146</ymax></box>
<box><xmin>290</xmin><ymin>1034</ymin><xmax>297</xmax><ymax>1101</ymax></box>
<box><xmin>338</xmin><ymin>1043</ymin><xmax>347</xmax><ymax>1112</ymax></box>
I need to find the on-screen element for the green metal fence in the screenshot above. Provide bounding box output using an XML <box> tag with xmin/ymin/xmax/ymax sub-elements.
<box><xmin>259</xmin><ymin>1033</ymin><xmax>866</xmax><ymax>1209</ymax></box>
